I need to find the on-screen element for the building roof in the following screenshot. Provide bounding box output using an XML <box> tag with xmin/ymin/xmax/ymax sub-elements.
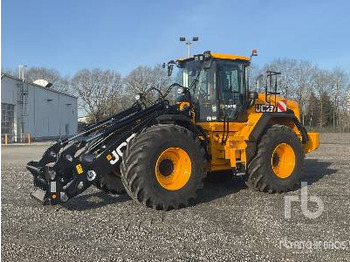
<box><xmin>1</xmin><ymin>72</ymin><xmax>77</xmax><ymax>99</ymax></box>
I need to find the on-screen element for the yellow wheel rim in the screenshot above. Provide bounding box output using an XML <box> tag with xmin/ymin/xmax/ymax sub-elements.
<box><xmin>155</xmin><ymin>147</ymin><xmax>192</xmax><ymax>191</ymax></box>
<box><xmin>271</xmin><ymin>143</ymin><xmax>296</xmax><ymax>179</ymax></box>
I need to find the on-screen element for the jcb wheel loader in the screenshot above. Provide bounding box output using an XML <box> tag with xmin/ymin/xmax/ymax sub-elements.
<box><xmin>27</xmin><ymin>50</ymin><xmax>319</xmax><ymax>210</ymax></box>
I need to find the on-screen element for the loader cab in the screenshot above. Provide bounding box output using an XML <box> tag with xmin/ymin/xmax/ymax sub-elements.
<box><xmin>176</xmin><ymin>52</ymin><xmax>250</xmax><ymax>122</ymax></box>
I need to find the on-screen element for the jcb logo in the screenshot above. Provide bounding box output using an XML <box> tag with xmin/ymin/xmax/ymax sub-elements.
<box><xmin>107</xmin><ymin>134</ymin><xmax>136</xmax><ymax>165</ymax></box>
<box><xmin>255</xmin><ymin>104</ymin><xmax>275</xmax><ymax>113</ymax></box>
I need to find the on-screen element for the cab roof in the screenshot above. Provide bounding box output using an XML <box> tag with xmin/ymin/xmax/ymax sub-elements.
<box><xmin>177</xmin><ymin>52</ymin><xmax>250</xmax><ymax>62</ymax></box>
<box><xmin>211</xmin><ymin>53</ymin><xmax>250</xmax><ymax>61</ymax></box>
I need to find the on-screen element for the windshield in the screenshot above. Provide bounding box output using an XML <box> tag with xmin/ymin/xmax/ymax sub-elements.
<box><xmin>175</xmin><ymin>59</ymin><xmax>245</xmax><ymax>122</ymax></box>
<box><xmin>176</xmin><ymin>60</ymin><xmax>202</xmax><ymax>88</ymax></box>
<box><xmin>176</xmin><ymin>60</ymin><xmax>217</xmax><ymax>121</ymax></box>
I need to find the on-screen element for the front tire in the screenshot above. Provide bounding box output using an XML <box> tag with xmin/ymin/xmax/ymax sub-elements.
<box><xmin>245</xmin><ymin>125</ymin><xmax>304</xmax><ymax>193</ymax></box>
<box><xmin>94</xmin><ymin>169</ymin><xmax>125</xmax><ymax>195</ymax></box>
<box><xmin>121</xmin><ymin>124</ymin><xmax>207</xmax><ymax>210</ymax></box>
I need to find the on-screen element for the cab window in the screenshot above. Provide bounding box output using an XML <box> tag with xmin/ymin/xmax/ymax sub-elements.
<box><xmin>194</xmin><ymin>64</ymin><xmax>217</xmax><ymax>121</ymax></box>
<box><xmin>218</xmin><ymin>62</ymin><xmax>244</xmax><ymax>120</ymax></box>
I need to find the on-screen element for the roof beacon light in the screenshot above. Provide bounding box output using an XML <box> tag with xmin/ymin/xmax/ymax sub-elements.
<box><xmin>251</xmin><ymin>49</ymin><xmax>258</xmax><ymax>58</ymax></box>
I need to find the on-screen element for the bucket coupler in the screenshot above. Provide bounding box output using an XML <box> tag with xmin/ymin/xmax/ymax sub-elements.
<box><xmin>26</xmin><ymin>143</ymin><xmax>95</xmax><ymax>205</ymax></box>
<box><xmin>26</xmin><ymin>100</ymin><xmax>172</xmax><ymax>205</ymax></box>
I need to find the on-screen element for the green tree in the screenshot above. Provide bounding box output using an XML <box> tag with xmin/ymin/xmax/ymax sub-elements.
<box><xmin>319</xmin><ymin>92</ymin><xmax>334</xmax><ymax>128</ymax></box>
<box><xmin>305</xmin><ymin>92</ymin><xmax>319</xmax><ymax>127</ymax></box>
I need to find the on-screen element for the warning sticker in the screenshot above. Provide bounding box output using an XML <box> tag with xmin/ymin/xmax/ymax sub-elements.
<box><xmin>277</xmin><ymin>100</ymin><xmax>287</xmax><ymax>112</ymax></box>
<box><xmin>75</xmin><ymin>164</ymin><xmax>83</xmax><ymax>175</ymax></box>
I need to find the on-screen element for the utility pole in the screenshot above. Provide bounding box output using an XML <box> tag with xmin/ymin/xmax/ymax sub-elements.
<box><xmin>179</xmin><ymin>37</ymin><xmax>199</xmax><ymax>58</ymax></box>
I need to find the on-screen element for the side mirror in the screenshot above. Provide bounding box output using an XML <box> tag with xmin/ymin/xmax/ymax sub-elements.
<box><xmin>249</xmin><ymin>91</ymin><xmax>258</xmax><ymax>100</ymax></box>
<box><xmin>167</xmin><ymin>64</ymin><xmax>174</xmax><ymax>76</ymax></box>
<box><xmin>165</xmin><ymin>60</ymin><xmax>175</xmax><ymax>76</ymax></box>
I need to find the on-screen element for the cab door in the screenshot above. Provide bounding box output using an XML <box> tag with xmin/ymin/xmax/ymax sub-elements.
<box><xmin>217</xmin><ymin>62</ymin><xmax>246</xmax><ymax>121</ymax></box>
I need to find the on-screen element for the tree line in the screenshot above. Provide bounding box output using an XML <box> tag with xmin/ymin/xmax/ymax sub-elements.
<box><xmin>3</xmin><ymin>58</ymin><xmax>350</xmax><ymax>132</ymax></box>
<box><xmin>257</xmin><ymin>58</ymin><xmax>350</xmax><ymax>132</ymax></box>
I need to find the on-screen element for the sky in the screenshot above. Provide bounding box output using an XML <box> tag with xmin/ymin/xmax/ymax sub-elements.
<box><xmin>2</xmin><ymin>0</ymin><xmax>350</xmax><ymax>77</ymax></box>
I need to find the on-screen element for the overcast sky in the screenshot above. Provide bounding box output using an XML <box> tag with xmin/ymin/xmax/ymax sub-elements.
<box><xmin>2</xmin><ymin>0</ymin><xmax>350</xmax><ymax>76</ymax></box>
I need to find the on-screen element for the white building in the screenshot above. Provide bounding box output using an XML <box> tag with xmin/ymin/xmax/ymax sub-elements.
<box><xmin>1</xmin><ymin>73</ymin><xmax>78</xmax><ymax>141</ymax></box>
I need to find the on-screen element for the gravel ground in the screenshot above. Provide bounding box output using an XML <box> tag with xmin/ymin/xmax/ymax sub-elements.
<box><xmin>1</xmin><ymin>133</ymin><xmax>349</xmax><ymax>261</ymax></box>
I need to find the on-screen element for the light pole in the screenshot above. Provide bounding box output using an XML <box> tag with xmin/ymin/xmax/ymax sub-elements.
<box><xmin>179</xmin><ymin>36</ymin><xmax>198</xmax><ymax>58</ymax></box>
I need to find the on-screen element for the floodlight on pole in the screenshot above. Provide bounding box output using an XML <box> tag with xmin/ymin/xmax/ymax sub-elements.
<box><xmin>179</xmin><ymin>36</ymin><xmax>199</xmax><ymax>58</ymax></box>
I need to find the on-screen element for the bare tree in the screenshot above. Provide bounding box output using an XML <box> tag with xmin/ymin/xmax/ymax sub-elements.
<box><xmin>345</xmin><ymin>86</ymin><xmax>350</xmax><ymax>131</ymax></box>
<box><xmin>247</xmin><ymin>63</ymin><xmax>261</xmax><ymax>91</ymax></box>
<box><xmin>124</xmin><ymin>64</ymin><xmax>173</xmax><ymax>103</ymax></box>
<box><xmin>263</xmin><ymin>58</ymin><xmax>299</xmax><ymax>99</ymax></box>
<box><xmin>329</xmin><ymin>68</ymin><xmax>349</xmax><ymax>130</ymax></box>
<box><xmin>263</xmin><ymin>58</ymin><xmax>316</xmax><ymax>124</ymax></box>
<box><xmin>70</xmin><ymin>69</ymin><xmax>123</xmax><ymax>123</ymax></box>
<box><xmin>1</xmin><ymin>68</ymin><xmax>17</xmax><ymax>77</ymax></box>
<box><xmin>26</xmin><ymin>67</ymin><xmax>69</xmax><ymax>92</ymax></box>
<box><xmin>312</xmin><ymin>69</ymin><xmax>331</xmax><ymax>128</ymax></box>
<box><xmin>292</xmin><ymin>61</ymin><xmax>316</xmax><ymax>124</ymax></box>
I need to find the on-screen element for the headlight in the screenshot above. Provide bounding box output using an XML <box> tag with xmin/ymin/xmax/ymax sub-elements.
<box><xmin>177</xmin><ymin>87</ymin><xmax>185</xmax><ymax>94</ymax></box>
<box><xmin>194</xmin><ymin>54</ymin><xmax>204</xmax><ymax>61</ymax></box>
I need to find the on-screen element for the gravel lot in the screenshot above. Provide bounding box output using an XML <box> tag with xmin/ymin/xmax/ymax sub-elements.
<box><xmin>2</xmin><ymin>134</ymin><xmax>350</xmax><ymax>261</ymax></box>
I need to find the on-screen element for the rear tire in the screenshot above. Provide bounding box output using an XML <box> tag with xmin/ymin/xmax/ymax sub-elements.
<box><xmin>121</xmin><ymin>124</ymin><xmax>207</xmax><ymax>210</ymax></box>
<box><xmin>245</xmin><ymin>125</ymin><xmax>304</xmax><ymax>193</ymax></box>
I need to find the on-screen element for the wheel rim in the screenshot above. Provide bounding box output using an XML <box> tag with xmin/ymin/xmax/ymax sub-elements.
<box><xmin>271</xmin><ymin>143</ymin><xmax>296</xmax><ymax>179</ymax></box>
<box><xmin>155</xmin><ymin>147</ymin><xmax>192</xmax><ymax>190</ymax></box>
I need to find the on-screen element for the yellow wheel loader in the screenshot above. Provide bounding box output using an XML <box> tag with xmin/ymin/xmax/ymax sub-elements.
<box><xmin>27</xmin><ymin>50</ymin><xmax>319</xmax><ymax>210</ymax></box>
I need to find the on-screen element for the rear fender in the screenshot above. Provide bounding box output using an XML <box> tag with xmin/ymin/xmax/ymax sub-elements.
<box><xmin>247</xmin><ymin>112</ymin><xmax>311</xmax><ymax>163</ymax></box>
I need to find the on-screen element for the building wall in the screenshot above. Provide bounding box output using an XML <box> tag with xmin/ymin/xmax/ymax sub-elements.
<box><xmin>1</xmin><ymin>75</ymin><xmax>78</xmax><ymax>140</ymax></box>
<box><xmin>1</xmin><ymin>77</ymin><xmax>17</xmax><ymax>104</ymax></box>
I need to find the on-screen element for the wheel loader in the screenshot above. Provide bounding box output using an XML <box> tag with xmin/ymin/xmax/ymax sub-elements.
<box><xmin>27</xmin><ymin>50</ymin><xmax>320</xmax><ymax>210</ymax></box>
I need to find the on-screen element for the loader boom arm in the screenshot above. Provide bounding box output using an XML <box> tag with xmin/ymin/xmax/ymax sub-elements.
<box><xmin>27</xmin><ymin>100</ymin><xmax>171</xmax><ymax>204</ymax></box>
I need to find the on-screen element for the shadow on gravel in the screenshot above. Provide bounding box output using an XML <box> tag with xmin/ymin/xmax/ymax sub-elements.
<box><xmin>196</xmin><ymin>171</ymin><xmax>247</xmax><ymax>205</ymax></box>
<box><xmin>195</xmin><ymin>159</ymin><xmax>337</xmax><ymax>204</ymax></box>
<box><xmin>61</xmin><ymin>159</ymin><xmax>335</xmax><ymax>210</ymax></box>
<box><xmin>302</xmin><ymin>159</ymin><xmax>337</xmax><ymax>185</ymax></box>
<box><xmin>63</xmin><ymin>191</ymin><xmax>130</xmax><ymax>211</ymax></box>
<box><xmin>63</xmin><ymin>172</ymin><xmax>244</xmax><ymax>210</ymax></box>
